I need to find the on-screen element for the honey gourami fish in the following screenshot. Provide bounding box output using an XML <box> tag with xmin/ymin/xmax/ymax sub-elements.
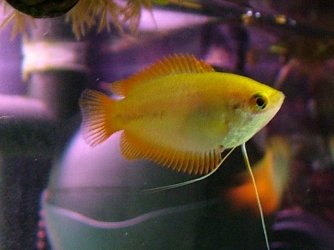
<box><xmin>80</xmin><ymin>54</ymin><xmax>284</xmax><ymax>175</ymax></box>
<box><xmin>80</xmin><ymin>54</ymin><xmax>284</xmax><ymax>250</ymax></box>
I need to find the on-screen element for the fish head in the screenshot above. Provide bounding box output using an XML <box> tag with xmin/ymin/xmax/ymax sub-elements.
<box><xmin>246</xmin><ymin>84</ymin><xmax>285</xmax><ymax>121</ymax></box>
<box><xmin>220</xmin><ymin>75</ymin><xmax>285</xmax><ymax>148</ymax></box>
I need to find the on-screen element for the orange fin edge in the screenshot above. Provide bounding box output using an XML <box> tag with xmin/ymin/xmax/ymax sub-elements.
<box><xmin>110</xmin><ymin>54</ymin><xmax>215</xmax><ymax>96</ymax></box>
<box><xmin>120</xmin><ymin>131</ymin><xmax>222</xmax><ymax>175</ymax></box>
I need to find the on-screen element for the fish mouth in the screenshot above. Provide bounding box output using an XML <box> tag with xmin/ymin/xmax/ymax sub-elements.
<box><xmin>270</xmin><ymin>90</ymin><xmax>285</xmax><ymax>110</ymax></box>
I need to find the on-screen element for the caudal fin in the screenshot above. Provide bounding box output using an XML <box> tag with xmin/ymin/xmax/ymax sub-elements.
<box><xmin>79</xmin><ymin>89</ymin><xmax>117</xmax><ymax>147</ymax></box>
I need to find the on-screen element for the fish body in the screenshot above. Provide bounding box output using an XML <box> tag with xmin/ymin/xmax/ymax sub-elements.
<box><xmin>113</xmin><ymin>72</ymin><xmax>281</xmax><ymax>149</ymax></box>
<box><xmin>80</xmin><ymin>54</ymin><xmax>284</xmax><ymax>175</ymax></box>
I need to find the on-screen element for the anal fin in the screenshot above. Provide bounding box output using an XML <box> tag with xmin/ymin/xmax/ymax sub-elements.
<box><xmin>120</xmin><ymin>131</ymin><xmax>222</xmax><ymax>175</ymax></box>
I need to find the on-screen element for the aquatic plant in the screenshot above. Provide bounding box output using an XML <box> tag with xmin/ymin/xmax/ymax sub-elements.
<box><xmin>0</xmin><ymin>0</ymin><xmax>173</xmax><ymax>39</ymax></box>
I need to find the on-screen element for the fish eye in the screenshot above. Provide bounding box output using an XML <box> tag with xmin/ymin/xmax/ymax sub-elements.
<box><xmin>251</xmin><ymin>93</ymin><xmax>268</xmax><ymax>110</ymax></box>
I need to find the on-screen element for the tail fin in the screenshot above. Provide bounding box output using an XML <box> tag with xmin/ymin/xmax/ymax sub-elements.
<box><xmin>79</xmin><ymin>89</ymin><xmax>117</xmax><ymax>147</ymax></box>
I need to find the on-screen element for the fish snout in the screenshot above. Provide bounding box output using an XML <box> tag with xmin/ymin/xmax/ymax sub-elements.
<box><xmin>270</xmin><ymin>90</ymin><xmax>285</xmax><ymax>110</ymax></box>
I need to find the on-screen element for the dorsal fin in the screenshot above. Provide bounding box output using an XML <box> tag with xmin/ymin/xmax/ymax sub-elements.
<box><xmin>110</xmin><ymin>54</ymin><xmax>214</xmax><ymax>96</ymax></box>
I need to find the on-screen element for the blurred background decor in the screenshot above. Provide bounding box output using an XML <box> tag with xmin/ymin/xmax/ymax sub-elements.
<box><xmin>1</xmin><ymin>1</ymin><xmax>334</xmax><ymax>249</ymax></box>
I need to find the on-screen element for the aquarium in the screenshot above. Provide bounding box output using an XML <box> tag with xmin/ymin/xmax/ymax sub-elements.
<box><xmin>1</xmin><ymin>1</ymin><xmax>334</xmax><ymax>250</ymax></box>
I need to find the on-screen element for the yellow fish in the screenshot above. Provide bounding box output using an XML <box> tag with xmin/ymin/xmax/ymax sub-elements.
<box><xmin>80</xmin><ymin>54</ymin><xmax>284</xmax><ymax>175</ymax></box>
<box><xmin>79</xmin><ymin>54</ymin><xmax>284</xmax><ymax>249</ymax></box>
